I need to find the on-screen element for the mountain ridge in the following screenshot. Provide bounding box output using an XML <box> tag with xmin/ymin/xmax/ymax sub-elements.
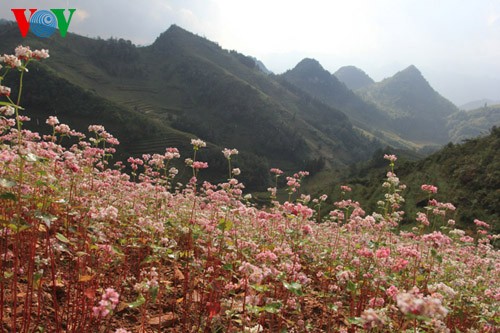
<box><xmin>358</xmin><ymin>65</ymin><xmax>459</xmax><ymax>144</ymax></box>
<box><xmin>334</xmin><ymin>65</ymin><xmax>375</xmax><ymax>90</ymax></box>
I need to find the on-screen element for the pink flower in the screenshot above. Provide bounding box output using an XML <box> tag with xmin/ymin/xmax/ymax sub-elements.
<box><xmin>384</xmin><ymin>154</ymin><xmax>397</xmax><ymax>162</ymax></box>
<box><xmin>92</xmin><ymin>287</ymin><xmax>120</xmax><ymax>318</ymax></box>
<box><xmin>421</xmin><ymin>184</ymin><xmax>438</xmax><ymax>194</ymax></box>
<box><xmin>222</xmin><ymin>148</ymin><xmax>238</xmax><ymax>159</ymax></box>
<box><xmin>396</xmin><ymin>292</ymin><xmax>448</xmax><ymax>319</ymax></box>
<box><xmin>375</xmin><ymin>247</ymin><xmax>390</xmax><ymax>259</ymax></box>
<box><xmin>255</xmin><ymin>250</ymin><xmax>278</xmax><ymax>262</ymax></box>
<box><xmin>165</xmin><ymin>147</ymin><xmax>180</xmax><ymax>159</ymax></box>
<box><xmin>283</xmin><ymin>201</ymin><xmax>313</xmax><ymax>218</ymax></box>
<box><xmin>361</xmin><ymin>308</ymin><xmax>386</xmax><ymax>329</ymax></box>
<box><xmin>422</xmin><ymin>231</ymin><xmax>451</xmax><ymax>247</ymax></box>
<box><xmin>88</xmin><ymin>124</ymin><xmax>105</xmax><ymax>133</ymax></box>
<box><xmin>115</xmin><ymin>329</ymin><xmax>132</xmax><ymax>333</ymax></box>
<box><xmin>386</xmin><ymin>285</ymin><xmax>399</xmax><ymax>300</ymax></box>
<box><xmin>391</xmin><ymin>258</ymin><xmax>409</xmax><ymax>272</ymax></box>
<box><xmin>192</xmin><ymin>161</ymin><xmax>208</xmax><ymax>169</ymax></box>
<box><xmin>270</xmin><ymin>168</ymin><xmax>283</xmax><ymax>175</ymax></box>
<box><xmin>416</xmin><ymin>212</ymin><xmax>430</xmax><ymax>226</ymax></box>
<box><xmin>368</xmin><ymin>297</ymin><xmax>385</xmax><ymax>307</ymax></box>
<box><xmin>46</xmin><ymin>116</ymin><xmax>59</xmax><ymax>126</ymax></box>
<box><xmin>302</xmin><ymin>224</ymin><xmax>313</xmax><ymax>235</ymax></box>
<box><xmin>460</xmin><ymin>236</ymin><xmax>474</xmax><ymax>243</ymax></box>
<box><xmin>340</xmin><ymin>185</ymin><xmax>352</xmax><ymax>192</ymax></box>
<box><xmin>474</xmin><ymin>219</ymin><xmax>490</xmax><ymax>229</ymax></box>
<box><xmin>55</xmin><ymin>124</ymin><xmax>71</xmax><ymax>134</ymax></box>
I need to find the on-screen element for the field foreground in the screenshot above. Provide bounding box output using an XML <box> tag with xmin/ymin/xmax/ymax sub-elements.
<box><xmin>1</xmin><ymin>46</ymin><xmax>499</xmax><ymax>332</ymax></box>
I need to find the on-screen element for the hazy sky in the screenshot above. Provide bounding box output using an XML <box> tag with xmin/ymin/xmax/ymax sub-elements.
<box><xmin>2</xmin><ymin>0</ymin><xmax>500</xmax><ymax>105</ymax></box>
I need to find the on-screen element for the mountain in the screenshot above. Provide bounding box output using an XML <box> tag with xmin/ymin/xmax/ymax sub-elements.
<box><xmin>0</xmin><ymin>24</ymin><xmax>377</xmax><ymax>189</ymax></box>
<box><xmin>280</xmin><ymin>59</ymin><xmax>422</xmax><ymax>149</ymax></box>
<box><xmin>460</xmin><ymin>99</ymin><xmax>500</xmax><ymax>111</ymax></box>
<box><xmin>447</xmin><ymin>104</ymin><xmax>500</xmax><ymax>142</ymax></box>
<box><xmin>358</xmin><ymin>65</ymin><xmax>459</xmax><ymax>145</ymax></box>
<box><xmin>334</xmin><ymin>65</ymin><xmax>374</xmax><ymax>90</ymax></box>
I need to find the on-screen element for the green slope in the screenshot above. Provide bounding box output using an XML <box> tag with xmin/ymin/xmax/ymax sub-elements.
<box><xmin>333</xmin><ymin>128</ymin><xmax>500</xmax><ymax>232</ymax></box>
<box><xmin>447</xmin><ymin>104</ymin><xmax>500</xmax><ymax>142</ymax></box>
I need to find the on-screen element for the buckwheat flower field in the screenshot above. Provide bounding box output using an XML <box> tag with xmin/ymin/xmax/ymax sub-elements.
<box><xmin>0</xmin><ymin>47</ymin><xmax>498</xmax><ymax>332</ymax></box>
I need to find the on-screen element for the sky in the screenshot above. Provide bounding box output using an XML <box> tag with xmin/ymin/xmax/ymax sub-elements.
<box><xmin>1</xmin><ymin>0</ymin><xmax>500</xmax><ymax>105</ymax></box>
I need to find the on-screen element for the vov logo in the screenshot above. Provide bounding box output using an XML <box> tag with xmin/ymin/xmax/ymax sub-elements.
<box><xmin>11</xmin><ymin>8</ymin><xmax>76</xmax><ymax>38</ymax></box>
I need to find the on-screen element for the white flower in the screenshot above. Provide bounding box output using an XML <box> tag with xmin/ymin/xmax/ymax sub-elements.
<box><xmin>46</xmin><ymin>116</ymin><xmax>59</xmax><ymax>126</ymax></box>
<box><xmin>191</xmin><ymin>138</ymin><xmax>206</xmax><ymax>148</ymax></box>
<box><xmin>33</xmin><ymin>49</ymin><xmax>49</xmax><ymax>59</ymax></box>
<box><xmin>0</xmin><ymin>105</ymin><xmax>15</xmax><ymax>116</ymax></box>
<box><xmin>222</xmin><ymin>148</ymin><xmax>238</xmax><ymax>159</ymax></box>
<box><xmin>15</xmin><ymin>45</ymin><xmax>32</xmax><ymax>59</ymax></box>
<box><xmin>0</xmin><ymin>85</ymin><xmax>11</xmax><ymax>96</ymax></box>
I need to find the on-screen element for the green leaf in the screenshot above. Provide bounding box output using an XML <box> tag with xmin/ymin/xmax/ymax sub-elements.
<box><xmin>128</xmin><ymin>294</ymin><xmax>146</xmax><ymax>308</ymax></box>
<box><xmin>283</xmin><ymin>281</ymin><xmax>303</xmax><ymax>296</ymax></box>
<box><xmin>251</xmin><ymin>284</ymin><xmax>270</xmax><ymax>293</ymax></box>
<box><xmin>0</xmin><ymin>101</ymin><xmax>23</xmax><ymax>109</ymax></box>
<box><xmin>149</xmin><ymin>286</ymin><xmax>159</xmax><ymax>303</ymax></box>
<box><xmin>222</xmin><ymin>263</ymin><xmax>233</xmax><ymax>271</ymax></box>
<box><xmin>347</xmin><ymin>280</ymin><xmax>357</xmax><ymax>292</ymax></box>
<box><xmin>111</xmin><ymin>245</ymin><xmax>124</xmax><ymax>256</ymax></box>
<box><xmin>0</xmin><ymin>178</ymin><xmax>16</xmax><ymax>188</ymax></box>
<box><xmin>217</xmin><ymin>218</ymin><xmax>233</xmax><ymax>232</ymax></box>
<box><xmin>0</xmin><ymin>192</ymin><xmax>17</xmax><ymax>201</ymax></box>
<box><xmin>55</xmin><ymin>233</ymin><xmax>70</xmax><ymax>244</ymax></box>
<box><xmin>263</xmin><ymin>301</ymin><xmax>282</xmax><ymax>314</ymax></box>
<box><xmin>141</xmin><ymin>255</ymin><xmax>157</xmax><ymax>264</ymax></box>
<box><xmin>7</xmin><ymin>219</ymin><xmax>31</xmax><ymax>232</ymax></box>
<box><xmin>35</xmin><ymin>212</ymin><xmax>57</xmax><ymax>228</ymax></box>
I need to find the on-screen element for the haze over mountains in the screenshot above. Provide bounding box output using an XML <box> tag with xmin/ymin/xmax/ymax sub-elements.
<box><xmin>1</xmin><ymin>23</ymin><xmax>498</xmax><ymax>189</ymax></box>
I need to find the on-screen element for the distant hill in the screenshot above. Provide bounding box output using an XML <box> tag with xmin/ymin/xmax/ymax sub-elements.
<box><xmin>358</xmin><ymin>65</ymin><xmax>459</xmax><ymax>144</ymax></box>
<box><xmin>460</xmin><ymin>99</ymin><xmax>500</xmax><ymax>111</ymax></box>
<box><xmin>447</xmin><ymin>104</ymin><xmax>500</xmax><ymax>142</ymax></box>
<box><xmin>334</xmin><ymin>65</ymin><xmax>374</xmax><ymax>90</ymax></box>
<box><xmin>0</xmin><ymin>24</ymin><xmax>378</xmax><ymax>189</ymax></box>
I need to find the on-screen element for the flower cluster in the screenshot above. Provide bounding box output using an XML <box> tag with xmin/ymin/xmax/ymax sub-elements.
<box><xmin>92</xmin><ymin>288</ymin><xmax>120</xmax><ymax>318</ymax></box>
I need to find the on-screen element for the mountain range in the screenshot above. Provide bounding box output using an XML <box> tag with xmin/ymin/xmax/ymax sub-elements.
<box><xmin>1</xmin><ymin>23</ymin><xmax>498</xmax><ymax>190</ymax></box>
